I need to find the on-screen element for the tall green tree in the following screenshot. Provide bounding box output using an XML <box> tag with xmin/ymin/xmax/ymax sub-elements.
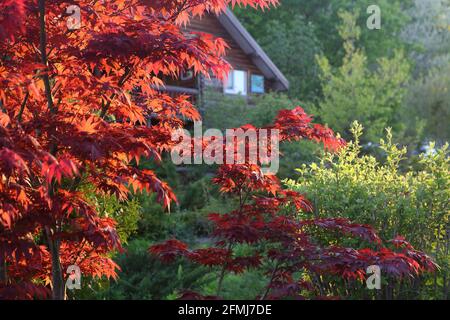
<box><xmin>400</xmin><ymin>0</ymin><xmax>450</xmax><ymax>144</ymax></box>
<box><xmin>402</xmin><ymin>0</ymin><xmax>450</xmax><ymax>74</ymax></box>
<box><xmin>257</xmin><ymin>16</ymin><xmax>323</xmax><ymax>100</ymax></box>
<box><xmin>235</xmin><ymin>0</ymin><xmax>412</xmax><ymax>68</ymax></box>
<box><xmin>316</xmin><ymin>10</ymin><xmax>410</xmax><ymax>142</ymax></box>
<box><xmin>405</xmin><ymin>64</ymin><xmax>450</xmax><ymax>144</ymax></box>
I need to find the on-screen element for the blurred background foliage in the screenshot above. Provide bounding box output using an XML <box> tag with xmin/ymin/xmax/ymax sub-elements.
<box><xmin>235</xmin><ymin>0</ymin><xmax>450</xmax><ymax>147</ymax></box>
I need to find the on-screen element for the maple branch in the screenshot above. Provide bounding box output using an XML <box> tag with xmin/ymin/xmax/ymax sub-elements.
<box><xmin>261</xmin><ymin>260</ymin><xmax>279</xmax><ymax>300</ymax></box>
<box><xmin>100</xmin><ymin>94</ymin><xmax>115</xmax><ymax>119</ymax></box>
<box><xmin>0</xmin><ymin>99</ymin><xmax>6</xmax><ymax>113</ymax></box>
<box><xmin>38</xmin><ymin>2</ymin><xmax>65</xmax><ymax>300</ymax></box>
<box><xmin>100</xmin><ymin>66</ymin><xmax>132</xmax><ymax>119</ymax></box>
<box><xmin>38</xmin><ymin>0</ymin><xmax>56</xmax><ymax>114</ymax></box>
<box><xmin>169</xmin><ymin>0</ymin><xmax>189</xmax><ymax>21</ymax></box>
<box><xmin>44</xmin><ymin>226</ymin><xmax>64</xmax><ymax>300</ymax></box>
<box><xmin>216</xmin><ymin>187</ymin><xmax>252</xmax><ymax>296</ymax></box>
<box><xmin>17</xmin><ymin>92</ymin><xmax>29</xmax><ymax>123</ymax></box>
<box><xmin>239</xmin><ymin>188</ymin><xmax>251</xmax><ymax>211</ymax></box>
<box><xmin>38</xmin><ymin>0</ymin><xmax>58</xmax><ymax>157</ymax></box>
<box><xmin>216</xmin><ymin>242</ymin><xmax>233</xmax><ymax>296</ymax></box>
<box><xmin>74</xmin><ymin>239</ymin><xmax>87</xmax><ymax>265</ymax></box>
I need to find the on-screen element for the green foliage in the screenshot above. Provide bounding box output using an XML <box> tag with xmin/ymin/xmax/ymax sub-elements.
<box><xmin>256</xmin><ymin>16</ymin><xmax>323</xmax><ymax>100</ymax></box>
<box><xmin>202</xmin><ymin>90</ymin><xmax>302</xmax><ymax>129</ymax></box>
<box><xmin>286</xmin><ymin>122</ymin><xmax>450</xmax><ymax>299</ymax></box>
<box><xmin>405</xmin><ymin>63</ymin><xmax>450</xmax><ymax>144</ymax></box>
<box><xmin>316</xmin><ymin>10</ymin><xmax>410</xmax><ymax>143</ymax></box>
<box><xmin>402</xmin><ymin>0</ymin><xmax>450</xmax><ymax>73</ymax></box>
<box><xmin>136</xmin><ymin>182</ymin><xmax>235</xmax><ymax>242</ymax></box>
<box><xmin>234</xmin><ymin>0</ymin><xmax>450</xmax><ymax>146</ymax></box>
<box><xmin>83</xmin><ymin>185</ymin><xmax>142</xmax><ymax>244</ymax></box>
<box><xmin>200</xmin><ymin>270</ymin><xmax>267</xmax><ymax>300</ymax></box>
<box><xmin>136</xmin><ymin>193</ymin><xmax>209</xmax><ymax>242</ymax></box>
<box><xmin>135</xmin><ymin>155</ymin><xmax>217</xmax><ymax>241</ymax></box>
<box><xmin>235</xmin><ymin>0</ymin><xmax>412</xmax><ymax>74</ymax></box>
<box><xmin>399</xmin><ymin>0</ymin><xmax>450</xmax><ymax>145</ymax></box>
<box><xmin>326</xmin><ymin>0</ymin><xmax>412</xmax><ymax>64</ymax></box>
<box><xmin>94</xmin><ymin>239</ymin><xmax>212</xmax><ymax>299</ymax></box>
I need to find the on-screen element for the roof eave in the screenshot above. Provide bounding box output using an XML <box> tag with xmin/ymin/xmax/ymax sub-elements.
<box><xmin>217</xmin><ymin>8</ymin><xmax>289</xmax><ymax>91</ymax></box>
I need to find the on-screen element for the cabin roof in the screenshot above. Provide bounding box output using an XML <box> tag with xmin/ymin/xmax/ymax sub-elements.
<box><xmin>217</xmin><ymin>9</ymin><xmax>289</xmax><ymax>91</ymax></box>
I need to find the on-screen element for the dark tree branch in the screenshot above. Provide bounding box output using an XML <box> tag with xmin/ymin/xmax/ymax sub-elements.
<box><xmin>17</xmin><ymin>92</ymin><xmax>29</xmax><ymax>123</ymax></box>
<box><xmin>38</xmin><ymin>0</ymin><xmax>55</xmax><ymax>114</ymax></box>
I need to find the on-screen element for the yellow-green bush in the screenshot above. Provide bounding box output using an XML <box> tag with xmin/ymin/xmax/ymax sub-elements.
<box><xmin>286</xmin><ymin>122</ymin><xmax>449</xmax><ymax>299</ymax></box>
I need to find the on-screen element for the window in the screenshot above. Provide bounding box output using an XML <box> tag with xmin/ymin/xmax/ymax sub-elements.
<box><xmin>224</xmin><ymin>70</ymin><xmax>247</xmax><ymax>95</ymax></box>
<box><xmin>251</xmin><ymin>74</ymin><xmax>265</xmax><ymax>94</ymax></box>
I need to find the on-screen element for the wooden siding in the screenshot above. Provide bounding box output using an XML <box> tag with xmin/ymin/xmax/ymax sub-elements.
<box><xmin>187</xmin><ymin>14</ymin><xmax>260</xmax><ymax>73</ymax></box>
<box><xmin>186</xmin><ymin>13</ymin><xmax>273</xmax><ymax>93</ymax></box>
<box><xmin>161</xmin><ymin>12</ymin><xmax>276</xmax><ymax>107</ymax></box>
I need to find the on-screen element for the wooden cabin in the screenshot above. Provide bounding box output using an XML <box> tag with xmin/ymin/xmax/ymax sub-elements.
<box><xmin>159</xmin><ymin>8</ymin><xmax>289</xmax><ymax>108</ymax></box>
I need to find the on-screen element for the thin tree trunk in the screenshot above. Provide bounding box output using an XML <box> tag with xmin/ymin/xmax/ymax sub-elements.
<box><xmin>38</xmin><ymin>0</ymin><xmax>55</xmax><ymax>113</ymax></box>
<box><xmin>46</xmin><ymin>227</ymin><xmax>64</xmax><ymax>300</ymax></box>
<box><xmin>216</xmin><ymin>242</ymin><xmax>234</xmax><ymax>296</ymax></box>
<box><xmin>261</xmin><ymin>261</ymin><xmax>279</xmax><ymax>300</ymax></box>
<box><xmin>216</xmin><ymin>264</ymin><xmax>227</xmax><ymax>297</ymax></box>
<box><xmin>39</xmin><ymin>0</ymin><xmax>64</xmax><ymax>300</ymax></box>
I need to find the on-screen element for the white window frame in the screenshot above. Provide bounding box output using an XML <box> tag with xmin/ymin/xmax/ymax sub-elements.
<box><xmin>224</xmin><ymin>70</ymin><xmax>247</xmax><ymax>95</ymax></box>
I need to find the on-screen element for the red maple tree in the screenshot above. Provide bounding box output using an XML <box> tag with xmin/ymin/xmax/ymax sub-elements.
<box><xmin>0</xmin><ymin>0</ymin><xmax>283</xmax><ymax>299</ymax></box>
<box><xmin>150</xmin><ymin>107</ymin><xmax>437</xmax><ymax>299</ymax></box>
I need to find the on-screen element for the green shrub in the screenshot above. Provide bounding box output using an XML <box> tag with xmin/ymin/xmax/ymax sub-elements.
<box><xmin>137</xmin><ymin>189</ymin><xmax>235</xmax><ymax>242</ymax></box>
<box><xmin>94</xmin><ymin>239</ymin><xmax>212</xmax><ymax>300</ymax></box>
<box><xmin>82</xmin><ymin>184</ymin><xmax>142</xmax><ymax>244</ymax></box>
<box><xmin>285</xmin><ymin>122</ymin><xmax>449</xmax><ymax>299</ymax></box>
<box><xmin>200</xmin><ymin>270</ymin><xmax>268</xmax><ymax>300</ymax></box>
<box><xmin>202</xmin><ymin>90</ymin><xmax>303</xmax><ymax>129</ymax></box>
